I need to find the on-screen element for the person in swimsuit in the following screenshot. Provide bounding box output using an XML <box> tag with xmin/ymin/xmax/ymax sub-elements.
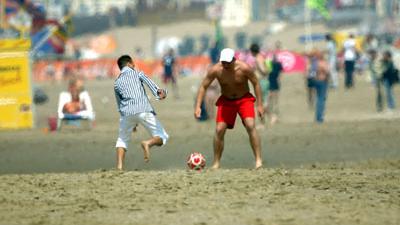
<box><xmin>194</xmin><ymin>48</ymin><xmax>264</xmax><ymax>169</ymax></box>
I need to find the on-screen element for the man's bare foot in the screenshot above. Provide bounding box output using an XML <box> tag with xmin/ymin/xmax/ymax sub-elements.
<box><xmin>116</xmin><ymin>165</ymin><xmax>123</xmax><ymax>171</ymax></box>
<box><xmin>141</xmin><ymin>141</ymin><xmax>150</xmax><ymax>163</ymax></box>
<box><xmin>211</xmin><ymin>162</ymin><xmax>220</xmax><ymax>170</ymax></box>
<box><xmin>255</xmin><ymin>161</ymin><xmax>263</xmax><ymax>170</ymax></box>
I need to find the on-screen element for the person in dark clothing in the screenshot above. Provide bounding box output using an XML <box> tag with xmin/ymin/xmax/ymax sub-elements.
<box><xmin>381</xmin><ymin>51</ymin><xmax>398</xmax><ymax>111</ymax></box>
<box><xmin>162</xmin><ymin>48</ymin><xmax>179</xmax><ymax>99</ymax></box>
<box><xmin>266</xmin><ymin>55</ymin><xmax>283</xmax><ymax>126</ymax></box>
<box><xmin>305</xmin><ymin>52</ymin><xmax>318</xmax><ymax>109</ymax></box>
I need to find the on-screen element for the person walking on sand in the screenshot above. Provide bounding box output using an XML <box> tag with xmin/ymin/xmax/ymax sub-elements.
<box><xmin>325</xmin><ymin>33</ymin><xmax>338</xmax><ymax>89</ymax></box>
<box><xmin>248</xmin><ymin>43</ymin><xmax>269</xmax><ymax>129</ymax></box>
<box><xmin>194</xmin><ymin>48</ymin><xmax>264</xmax><ymax>169</ymax></box>
<box><xmin>368</xmin><ymin>49</ymin><xmax>384</xmax><ymax>112</ymax></box>
<box><xmin>343</xmin><ymin>34</ymin><xmax>358</xmax><ymax>89</ymax></box>
<box><xmin>380</xmin><ymin>50</ymin><xmax>399</xmax><ymax>112</ymax></box>
<box><xmin>266</xmin><ymin>54</ymin><xmax>283</xmax><ymax>126</ymax></box>
<box><xmin>313</xmin><ymin>50</ymin><xmax>330</xmax><ymax>123</ymax></box>
<box><xmin>114</xmin><ymin>55</ymin><xmax>169</xmax><ymax>170</ymax></box>
<box><xmin>304</xmin><ymin>51</ymin><xmax>318</xmax><ymax>109</ymax></box>
<box><xmin>162</xmin><ymin>48</ymin><xmax>180</xmax><ymax>99</ymax></box>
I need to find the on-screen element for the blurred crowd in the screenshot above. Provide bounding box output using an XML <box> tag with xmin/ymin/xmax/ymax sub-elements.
<box><xmin>195</xmin><ymin>31</ymin><xmax>400</xmax><ymax>126</ymax></box>
<box><xmin>49</xmin><ymin>30</ymin><xmax>400</xmax><ymax>128</ymax></box>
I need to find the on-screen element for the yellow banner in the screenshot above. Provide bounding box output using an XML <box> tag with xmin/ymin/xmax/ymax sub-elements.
<box><xmin>333</xmin><ymin>32</ymin><xmax>364</xmax><ymax>52</ymax></box>
<box><xmin>0</xmin><ymin>39</ymin><xmax>31</xmax><ymax>52</ymax></box>
<box><xmin>0</xmin><ymin>39</ymin><xmax>33</xmax><ymax>129</ymax></box>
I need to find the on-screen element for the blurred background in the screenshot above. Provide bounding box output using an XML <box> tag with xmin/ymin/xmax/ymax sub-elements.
<box><xmin>1</xmin><ymin>0</ymin><xmax>398</xmax><ymax>57</ymax></box>
<box><xmin>0</xmin><ymin>0</ymin><xmax>399</xmax><ymax>129</ymax></box>
<box><xmin>0</xmin><ymin>0</ymin><xmax>400</xmax><ymax>174</ymax></box>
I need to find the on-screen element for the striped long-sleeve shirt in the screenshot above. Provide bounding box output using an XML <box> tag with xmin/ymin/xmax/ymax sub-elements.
<box><xmin>114</xmin><ymin>66</ymin><xmax>160</xmax><ymax>116</ymax></box>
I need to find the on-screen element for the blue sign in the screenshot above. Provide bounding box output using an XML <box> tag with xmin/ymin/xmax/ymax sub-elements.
<box><xmin>298</xmin><ymin>34</ymin><xmax>326</xmax><ymax>43</ymax></box>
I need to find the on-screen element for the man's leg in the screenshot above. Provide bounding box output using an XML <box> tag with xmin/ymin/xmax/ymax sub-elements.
<box><xmin>141</xmin><ymin>136</ymin><xmax>163</xmax><ymax>163</ymax></box>
<box><xmin>171</xmin><ymin>76</ymin><xmax>180</xmax><ymax>99</ymax></box>
<box><xmin>269</xmin><ymin>91</ymin><xmax>279</xmax><ymax>126</ymax></box>
<box><xmin>345</xmin><ymin>60</ymin><xmax>355</xmax><ymax>88</ymax></box>
<box><xmin>315</xmin><ymin>81</ymin><xmax>328</xmax><ymax>123</ymax></box>
<box><xmin>212</xmin><ymin>122</ymin><xmax>227</xmax><ymax>169</ymax></box>
<box><xmin>115</xmin><ymin>116</ymin><xmax>135</xmax><ymax>170</ymax></box>
<box><xmin>267</xmin><ymin>92</ymin><xmax>274</xmax><ymax>121</ymax></box>
<box><xmin>384</xmin><ymin>80</ymin><xmax>396</xmax><ymax>110</ymax></box>
<box><xmin>349</xmin><ymin>61</ymin><xmax>355</xmax><ymax>88</ymax></box>
<box><xmin>139</xmin><ymin>112</ymin><xmax>169</xmax><ymax>162</ymax></box>
<box><xmin>116</xmin><ymin>147</ymin><xmax>126</xmax><ymax>170</ymax></box>
<box><xmin>376</xmin><ymin>81</ymin><xmax>383</xmax><ymax>112</ymax></box>
<box><xmin>306</xmin><ymin>78</ymin><xmax>315</xmax><ymax>109</ymax></box>
<box><xmin>243</xmin><ymin>118</ymin><xmax>263</xmax><ymax>169</ymax></box>
<box><xmin>257</xmin><ymin>79</ymin><xmax>269</xmax><ymax>129</ymax></box>
<box><xmin>307</xmin><ymin>88</ymin><xmax>313</xmax><ymax>109</ymax></box>
<box><xmin>345</xmin><ymin>61</ymin><xmax>351</xmax><ymax>88</ymax></box>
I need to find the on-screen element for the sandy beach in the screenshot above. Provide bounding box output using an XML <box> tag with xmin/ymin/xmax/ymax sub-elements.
<box><xmin>0</xmin><ymin>160</ymin><xmax>399</xmax><ymax>225</ymax></box>
<box><xmin>1</xmin><ymin>72</ymin><xmax>400</xmax><ymax>224</ymax></box>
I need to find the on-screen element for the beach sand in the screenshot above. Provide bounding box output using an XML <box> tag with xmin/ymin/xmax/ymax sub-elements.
<box><xmin>0</xmin><ymin>160</ymin><xmax>399</xmax><ymax>225</ymax></box>
<box><xmin>1</xmin><ymin>73</ymin><xmax>400</xmax><ymax>224</ymax></box>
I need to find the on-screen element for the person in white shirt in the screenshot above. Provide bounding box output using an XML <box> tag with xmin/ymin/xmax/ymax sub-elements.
<box><xmin>57</xmin><ymin>79</ymin><xmax>95</xmax><ymax>129</ymax></box>
<box><xmin>325</xmin><ymin>34</ymin><xmax>338</xmax><ymax>89</ymax></box>
<box><xmin>343</xmin><ymin>34</ymin><xmax>358</xmax><ymax>89</ymax></box>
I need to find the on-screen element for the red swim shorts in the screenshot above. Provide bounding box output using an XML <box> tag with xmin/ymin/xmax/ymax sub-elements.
<box><xmin>215</xmin><ymin>93</ymin><xmax>256</xmax><ymax>129</ymax></box>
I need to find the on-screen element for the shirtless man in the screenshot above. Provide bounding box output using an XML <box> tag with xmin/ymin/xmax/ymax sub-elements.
<box><xmin>194</xmin><ymin>48</ymin><xmax>264</xmax><ymax>169</ymax></box>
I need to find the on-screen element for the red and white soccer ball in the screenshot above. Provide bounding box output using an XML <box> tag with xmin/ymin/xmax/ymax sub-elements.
<box><xmin>187</xmin><ymin>152</ymin><xmax>206</xmax><ymax>170</ymax></box>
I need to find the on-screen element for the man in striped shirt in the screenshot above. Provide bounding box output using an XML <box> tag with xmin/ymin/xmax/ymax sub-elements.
<box><xmin>114</xmin><ymin>55</ymin><xmax>169</xmax><ymax>170</ymax></box>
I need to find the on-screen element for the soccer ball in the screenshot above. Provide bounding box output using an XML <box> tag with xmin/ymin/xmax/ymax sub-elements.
<box><xmin>187</xmin><ymin>152</ymin><xmax>206</xmax><ymax>170</ymax></box>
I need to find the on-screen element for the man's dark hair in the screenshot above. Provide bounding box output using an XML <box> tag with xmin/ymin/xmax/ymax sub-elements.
<box><xmin>117</xmin><ymin>55</ymin><xmax>132</xmax><ymax>70</ymax></box>
<box><xmin>250</xmin><ymin>43</ymin><xmax>260</xmax><ymax>54</ymax></box>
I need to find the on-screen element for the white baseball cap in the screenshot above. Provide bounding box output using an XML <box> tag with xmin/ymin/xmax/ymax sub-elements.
<box><xmin>219</xmin><ymin>48</ymin><xmax>235</xmax><ymax>62</ymax></box>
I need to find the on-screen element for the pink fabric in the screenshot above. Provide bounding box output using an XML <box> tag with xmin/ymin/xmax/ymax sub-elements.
<box><xmin>265</xmin><ymin>50</ymin><xmax>307</xmax><ymax>74</ymax></box>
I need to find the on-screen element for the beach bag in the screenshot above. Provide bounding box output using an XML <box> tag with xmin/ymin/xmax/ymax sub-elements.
<box><xmin>33</xmin><ymin>87</ymin><xmax>49</xmax><ymax>105</ymax></box>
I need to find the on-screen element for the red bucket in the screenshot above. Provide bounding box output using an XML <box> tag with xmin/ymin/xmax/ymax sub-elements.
<box><xmin>48</xmin><ymin>116</ymin><xmax>57</xmax><ymax>131</ymax></box>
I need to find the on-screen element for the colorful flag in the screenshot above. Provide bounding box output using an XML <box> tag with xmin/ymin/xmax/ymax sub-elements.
<box><xmin>306</xmin><ymin>0</ymin><xmax>330</xmax><ymax>19</ymax></box>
